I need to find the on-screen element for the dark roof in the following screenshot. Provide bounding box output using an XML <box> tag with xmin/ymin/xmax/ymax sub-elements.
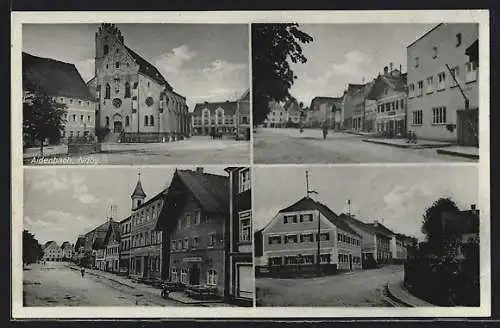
<box><xmin>310</xmin><ymin>96</ymin><xmax>343</xmax><ymax>110</ymax></box>
<box><xmin>366</xmin><ymin>72</ymin><xmax>407</xmax><ymax>100</ymax></box>
<box><xmin>61</xmin><ymin>241</ymin><xmax>72</xmax><ymax>249</ymax></box>
<box><xmin>124</xmin><ymin>46</ymin><xmax>172</xmax><ymax>90</ymax></box>
<box><xmin>465</xmin><ymin>39</ymin><xmax>479</xmax><ymax>63</ymax></box>
<box><xmin>119</xmin><ymin>216</ymin><xmax>131</xmax><ymax>224</ymax></box>
<box><xmin>176</xmin><ymin>170</ymin><xmax>229</xmax><ymax>213</ymax></box>
<box><xmin>192</xmin><ymin>101</ymin><xmax>238</xmax><ymax>116</ymax></box>
<box><xmin>442</xmin><ymin>209</ymin><xmax>479</xmax><ymax>235</ymax></box>
<box><xmin>239</xmin><ymin>89</ymin><xmax>250</xmax><ymax>101</ymax></box>
<box><xmin>42</xmin><ymin>241</ymin><xmax>57</xmax><ymax>250</ymax></box>
<box><xmin>104</xmin><ymin>221</ymin><xmax>121</xmax><ymax>244</ymax></box>
<box><xmin>407</xmin><ymin>23</ymin><xmax>443</xmax><ymax>48</ymax></box>
<box><xmin>131</xmin><ymin>179</ymin><xmax>147</xmax><ymax>198</ymax></box>
<box><xmin>337</xmin><ymin>214</ymin><xmax>394</xmax><ymax>238</ymax></box>
<box><xmin>23</xmin><ymin>52</ymin><xmax>94</xmax><ymax>100</ymax></box>
<box><xmin>278</xmin><ymin>197</ymin><xmax>361</xmax><ymax>237</ymax></box>
<box><xmin>371</xmin><ymin>222</ymin><xmax>395</xmax><ymax>237</ymax></box>
<box><xmin>90</xmin><ymin>220</ymin><xmax>113</xmax><ymax>249</ymax></box>
<box><xmin>346</xmin><ymin>84</ymin><xmax>365</xmax><ymax>94</ymax></box>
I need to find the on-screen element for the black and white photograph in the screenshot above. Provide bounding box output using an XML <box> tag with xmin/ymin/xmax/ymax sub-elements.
<box><xmin>22</xmin><ymin>166</ymin><xmax>253</xmax><ymax>307</ymax></box>
<box><xmin>252</xmin><ymin>23</ymin><xmax>480</xmax><ymax>164</ymax></box>
<box><xmin>22</xmin><ymin>23</ymin><xmax>250</xmax><ymax>165</ymax></box>
<box><xmin>254</xmin><ymin>166</ymin><xmax>480</xmax><ymax>307</ymax></box>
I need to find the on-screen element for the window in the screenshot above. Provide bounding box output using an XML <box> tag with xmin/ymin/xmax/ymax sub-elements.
<box><xmin>239</xmin><ymin>169</ymin><xmax>251</xmax><ymax>193</ymax></box>
<box><xmin>414</xmin><ymin>57</ymin><xmax>419</xmax><ymax>68</ymax></box>
<box><xmin>417</xmin><ymin>80</ymin><xmax>423</xmax><ymax>96</ymax></box>
<box><xmin>181</xmin><ymin>268</ymin><xmax>188</xmax><ymax>284</ymax></box>
<box><xmin>177</xmin><ymin>240</ymin><xmax>182</xmax><ymax>250</ymax></box>
<box><xmin>116</xmin><ymin>62</ymin><xmax>120</xmax><ymax>68</ymax></box>
<box><xmin>432</xmin><ymin>46</ymin><xmax>438</xmax><ymax>59</ymax></box>
<box><xmin>105</xmin><ymin>84</ymin><xmax>111</xmax><ymax>99</ymax></box>
<box><xmin>194</xmin><ymin>211</ymin><xmax>201</xmax><ymax>225</ymax></box>
<box><xmin>437</xmin><ymin>72</ymin><xmax>446</xmax><ymax>90</ymax></box>
<box><xmin>87</xmin><ymin>115</ymin><xmax>91</xmax><ymax>122</ymax></box>
<box><xmin>150</xmin><ymin>115</ymin><xmax>154</xmax><ymax>126</ymax></box>
<box><xmin>270</xmin><ymin>257</ymin><xmax>282</xmax><ymax>266</ymax></box>
<box><xmin>465</xmin><ymin>61</ymin><xmax>478</xmax><ymax>83</ymax></box>
<box><xmin>300</xmin><ymin>214</ymin><xmax>313</xmax><ymax>222</ymax></box>
<box><xmin>239</xmin><ymin>211</ymin><xmax>251</xmax><ymax>242</ymax></box>
<box><xmin>171</xmin><ymin>268</ymin><xmax>178</xmax><ymax>282</ymax></box>
<box><xmin>456</xmin><ymin>33</ymin><xmax>462</xmax><ymax>47</ymax></box>
<box><xmin>207</xmin><ymin>269</ymin><xmax>217</xmax><ymax>285</ymax></box>
<box><xmin>337</xmin><ymin>233</ymin><xmax>342</xmax><ymax>242</ymax></box>
<box><xmin>300</xmin><ymin>233</ymin><xmax>314</xmax><ymax>243</ymax></box>
<box><xmin>426</xmin><ymin>76</ymin><xmax>434</xmax><ymax>93</ymax></box>
<box><xmin>408</xmin><ymin>84</ymin><xmax>415</xmax><ymax>98</ymax></box>
<box><xmin>317</xmin><ymin>232</ymin><xmax>330</xmax><ymax>241</ymax></box>
<box><xmin>80</xmin><ymin>115</ymin><xmax>84</xmax><ymax>122</ymax></box>
<box><xmin>183</xmin><ymin>238</ymin><xmax>189</xmax><ymax>249</ymax></box>
<box><xmin>185</xmin><ymin>214</ymin><xmax>191</xmax><ymax>227</ymax></box>
<box><xmin>125</xmin><ymin>116</ymin><xmax>130</xmax><ymax>126</ymax></box>
<box><xmin>400</xmin><ymin>99</ymin><xmax>404</xmax><ymax>109</ymax></box>
<box><xmin>284</xmin><ymin>234</ymin><xmax>298</xmax><ymax>244</ymax></box>
<box><xmin>192</xmin><ymin>236</ymin><xmax>199</xmax><ymax>249</ymax></box>
<box><xmin>432</xmin><ymin>106</ymin><xmax>447</xmax><ymax>124</ymax></box>
<box><xmin>320</xmin><ymin>254</ymin><xmax>331</xmax><ymax>263</ymax></box>
<box><xmin>412</xmin><ymin>110</ymin><xmax>423</xmax><ymax>125</ymax></box>
<box><xmin>284</xmin><ymin>215</ymin><xmax>296</xmax><ymax>224</ymax></box>
<box><xmin>125</xmin><ymin>82</ymin><xmax>131</xmax><ymax>98</ymax></box>
<box><xmin>450</xmin><ymin>66</ymin><xmax>460</xmax><ymax>87</ymax></box>
<box><xmin>208</xmin><ymin>233</ymin><xmax>216</xmax><ymax>247</ymax></box>
<box><xmin>268</xmin><ymin>235</ymin><xmax>282</xmax><ymax>245</ymax></box>
<box><xmin>103</xmin><ymin>44</ymin><xmax>109</xmax><ymax>55</ymax></box>
<box><xmin>144</xmin><ymin>115</ymin><xmax>149</xmax><ymax>126</ymax></box>
<box><xmin>147</xmin><ymin>81</ymin><xmax>150</xmax><ymax>87</ymax></box>
<box><xmin>72</xmin><ymin>114</ymin><xmax>76</xmax><ymax>122</ymax></box>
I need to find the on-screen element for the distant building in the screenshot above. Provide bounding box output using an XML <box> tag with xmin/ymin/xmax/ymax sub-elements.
<box><xmin>157</xmin><ymin>168</ymin><xmax>229</xmax><ymax>297</ymax></box>
<box><xmin>342</xmin><ymin>84</ymin><xmax>365</xmax><ymax>130</ymax></box>
<box><xmin>128</xmin><ymin>174</ymin><xmax>165</xmax><ymax>281</ymax></box>
<box><xmin>191</xmin><ymin>90</ymin><xmax>250</xmax><ymax>137</ymax></box>
<box><xmin>263</xmin><ymin>100</ymin><xmax>287</xmax><ymax>128</ymax></box>
<box><xmin>60</xmin><ymin>241</ymin><xmax>74</xmax><ymax>260</ymax></box>
<box><xmin>119</xmin><ymin>216</ymin><xmax>132</xmax><ymax>274</ymax></box>
<box><xmin>22</xmin><ymin>52</ymin><xmax>96</xmax><ymax>145</ymax></box>
<box><xmin>256</xmin><ymin>197</ymin><xmax>363</xmax><ymax>272</ymax></box>
<box><xmin>42</xmin><ymin>241</ymin><xmax>63</xmax><ymax>262</ymax></box>
<box><xmin>407</xmin><ymin>23</ymin><xmax>479</xmax><ymax>144</ymax></box>
<box><xmin>225</xmin><ymin>167</ymin><xmax>253</xmax><ymax>306</ymax></box>
<box><xmin>309</xmin><ymin>96</ymin><xmax>344</xmax><ymax>129</ymax></box>
<box><xmin>366</xmin><ymin>64</ymin><xmax>408</xmax><ymax>137</ymax></box>
<box><xmin>104</xmin><ymin>220</ymin><xmax>121</xmax><ymax>273</ymax></box>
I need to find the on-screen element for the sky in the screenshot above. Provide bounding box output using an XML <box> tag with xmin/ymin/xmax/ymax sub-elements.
<box><xmin>253</xmin><ymin>166</ymin><xmax>478</xmax><ymax>241</ymax></box>
<box><xmin>22</xmin><ymin>24</ymin><xmax>249</xmax><ymax>109</ymax></box>
<box><xmin>288</xmin><ymin>24</ymin><xmax>437</xmax><ymax>107</ymax></box>
<box><xmin>23</xmin><ymin>167</ymin><xmax>228</xmax><ymax>246</ymax></box>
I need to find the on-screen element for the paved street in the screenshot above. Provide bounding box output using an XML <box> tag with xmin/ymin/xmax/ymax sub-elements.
<box><xmin>253</xmin><ymin>128</ymin><xmax>475</xmax><ymax>163</ymax></box>
<box><xmin>256</xmin><ymin>265</ymin><xmax>404</xmax><ymax>307</ymax></box>
<box><xmin>23</xmin><ymin>262</ymin><xmax>184</xmax><ymax>306</ymax></box>
<box><xmin>24</xmin><ymin>136</ymin><xmax>250</xmax><ymax>165</ymax></box>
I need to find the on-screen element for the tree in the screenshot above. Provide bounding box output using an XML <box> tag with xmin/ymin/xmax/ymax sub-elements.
<box><xmin>421</xmin><ymin>197</ymin><xmax>460</xmax><ymax>255</ymax></box>
<box><xmin>252</xmin><ymin>23</ymin><xmax>313</xmax><ymax>125</ymax></box>
<box><xmin>23</xmin><ymin>89</ymin><xmax>66</xmax><ymax>156</ymax></box>
<box><xmin>23</xmin><ymin>230</ymin><xmax>43</xmax><ymax>264</ymax></box>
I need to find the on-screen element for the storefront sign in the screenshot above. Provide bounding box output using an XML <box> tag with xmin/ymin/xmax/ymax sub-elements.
<box><xmin>239</xmin><ymin>210</ymin><xmax>251</xmax><ymax>220</ymax></box>
<box><xmin>183</xmin><ymin>257</ymin><xmax>202</xmax><ymax>263</ymax></box>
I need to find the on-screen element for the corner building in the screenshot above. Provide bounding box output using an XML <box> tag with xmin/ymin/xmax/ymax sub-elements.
<box><xmin>88</xmin><ymin>23</ymin><xmax>190</xmax><ymax>142</ymax></box>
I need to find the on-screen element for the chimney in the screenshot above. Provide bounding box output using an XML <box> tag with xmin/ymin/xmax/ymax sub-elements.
<box><xmin>471</xmin><ymin>204</ymin><xmax>476</xmax><ymax>210</ymax></box>
<box><xmin>383</xmin><ymin>66</ymin><xmax>388</xmax><ymax>75</ymax></box>
<box><xmin>195</xmin><ymin>167</ymin><xmax>204</xmax><ymax>174</ymax></box>
<box><xmin>400</xmin><ymin>64</ymin><xmax>402</xmax><ymax>72</ymax></box>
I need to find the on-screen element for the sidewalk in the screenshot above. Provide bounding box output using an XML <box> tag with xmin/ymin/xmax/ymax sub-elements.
<box><xmin>68</xmin><ymin>265</ymin><xmax>226</xmax><ymax>306</ymax></box>
<box><xmin>23</xmin><ymin>145</ymin><xmax>68</xmax><ymax>159</ymax></box>
<box><xmin>436</xmin><ymin>146</ymin><xmax>479</xmax><ymax>160</ymax></box>
<box><xmin>386</xmin><ymin>281</ymin><xmax>435</xmax><ymax>307</ymax></box>
<box><xmin>362</xmin><ymin>138</ymin><xmax>452</xmax><ymax>149</ymax></box>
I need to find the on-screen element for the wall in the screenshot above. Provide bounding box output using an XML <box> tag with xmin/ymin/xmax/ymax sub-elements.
<box><xmin>407</xmin><ymin>23</ymin><xmax>479</xmax><ymax>141</ymax></box>
<box><xmin>56</xmin><ymin>96</ymin><xmax>96</xmax><ymax>139</ymax></box>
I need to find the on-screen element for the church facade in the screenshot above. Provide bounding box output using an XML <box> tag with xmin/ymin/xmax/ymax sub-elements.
<box><xmin>87</xmin><ymin>23</ymin><xmax>190</xmax><ymax>143</ymax></box>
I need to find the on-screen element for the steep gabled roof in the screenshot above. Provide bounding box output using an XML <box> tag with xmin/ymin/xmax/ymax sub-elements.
<box><xmin>124</xmin><ymin>46</ymin><xmax>172</xmax><ymax>90</ymax></box>
<box><xmin>279</xmin><ymin>197</ymin><xmax>360</xmax><ymax>237</ymax></box>
<box><xmin>23</xmin><ymin>52</ymin><xmax>94</xmax><ymax>100</ymax></box>
<box><xmin>366</xmin><ymin>72</ymin><xmax>407</xmax><ymax>100</ymax></box>
<box><xmin>176</xmin><ymin>170</ymin><xmax>229</xmax><ymax>213</ymax></box>
<box><xmin>131</xmin><ymin>179</ymin><xmax>147</xmax><ymax>198</ymax></box>
<box><xmin>104</xmin><ymin>221</ymin><xmax>121</xmax><ymax>245</ymax></box>
<box><xmin>42</xmin><ymin>241</ymin><xmax>57</xmax><ymax>250</ymax></box>
<box><xmin>192</xmin><ymin>101</ymin><xmax>238</xmax><ymax>116</ymax></box>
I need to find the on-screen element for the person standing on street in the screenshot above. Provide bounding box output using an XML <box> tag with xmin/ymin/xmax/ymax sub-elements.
<box><xmin>322</xmin><ymin>123</ymin><xmax>328</xmax><ymax>140</ymax></box>
<box><xmin>80</xmin><ymin>266</ymin><xmax>85</xmax><ymax>278</ymax></box>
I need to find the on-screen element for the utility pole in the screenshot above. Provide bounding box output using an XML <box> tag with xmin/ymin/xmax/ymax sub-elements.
<box><xmin>305</xmin><ymin>170</ymin><xmax>321</xmax><ymax>273</ymax></box>
<box><xmin>445</xmin><ymin>64</ymin><xmax>469</xmax><ymax>109</ymax></box>
<box><xmin>348</xmin><ymin>199</ymin><xmax>351</xmax><ymax>218</ymax></box>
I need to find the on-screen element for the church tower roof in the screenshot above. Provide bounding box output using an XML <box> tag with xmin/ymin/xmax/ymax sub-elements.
<box><xmin>131</xmin><ymin>173</ymin><xmax>146</xmax><ymax>198</ymax></box>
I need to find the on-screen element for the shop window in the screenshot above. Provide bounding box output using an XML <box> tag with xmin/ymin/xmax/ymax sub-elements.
<box><xmin>207</xmin><ymin>269</ymin><xmax>217</xmax><ymax>285</ymax></box>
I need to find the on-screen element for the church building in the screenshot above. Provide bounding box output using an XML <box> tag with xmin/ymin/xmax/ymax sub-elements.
<box><xmin>87</xmin><ymin>23</ymin><xmax>190</xmax><ymax>143</ymax></box>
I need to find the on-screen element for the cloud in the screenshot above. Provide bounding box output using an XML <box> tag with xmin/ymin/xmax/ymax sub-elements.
<box><xmin>332</xmin><ymin>50</ymin><xmax>372</xmax><ymax>76</ymax></box>
<box><xmin>43</xmin><ymin>210</ymin><xmax>88</xmax><ymax>222</ymax></box>
<box><xmin>75</xmin><ymin>58</ymin><xmax>95</xmax><ymax>83</ymax></box>
<box><xmin>24</xmin><ymin>216</ymin><xmax>53</xmax><ymax>227</ymax></box>
<box><xmin>253</xmin><ymin>205</ymin><xmax>282</xmax><ymax>231</ymax></box>
<box><xmin>155</xmin><ymin>45</ymin><xmax>196</xmax><ymax>75</ymax></box>
<box><xmin>30</xmin><ymin>171</ymin><xmax>70</xmax><ymax>194</ymax></box>
<box><xmin>201</xmin><ymin>60</ymin><xmax>246</xmax><ymax>80</ymax></box>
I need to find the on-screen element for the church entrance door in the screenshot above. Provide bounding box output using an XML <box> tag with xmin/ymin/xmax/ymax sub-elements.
<box><xmin>114</xmin><ymin>121</ymin><xmax>123</xmax><ymax>133</ymax></box>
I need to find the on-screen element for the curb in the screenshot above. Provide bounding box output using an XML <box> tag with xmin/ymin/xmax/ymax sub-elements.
<box><xmin>436</xmin><ymin>148</ymin><xmax>479</xmax><ymax>160</ymax></box>
<box><xmin>362</xmin><ymin>139</ymin><xmax>452</xmax><ymax>149</ymax></box>
<box><xmin>385</xmin><ymin>282</ymin><xmax>434</xmax><ymax>307</ymax></box>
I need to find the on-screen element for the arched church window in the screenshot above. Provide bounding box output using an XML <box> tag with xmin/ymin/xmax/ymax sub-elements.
<box><xmin>125</xmin><ymin>116</ymin><xmax>130</xmax><ymax>126</ymax></box>
<box><xmin>124</xmin><ymin>82</ymin><xmax>131</xmax><ymax>98</ymax></box>
<box><xmin>105</xmin><ymin>84</ymin><xmax>111</xmax><ymax>99</ymax></box>
<box><xmin>144</xmin><ymin>115</ymin><xmax>149</xmax><ymax>126</ymax></box>
<box><xmin>106</xmin><ymin>116</ymin><xmax>110</xmax><ymax>127</ymax></box>
<box><xmin>104</xmin><ymin>44</ymin><xmax>109</xmax><ymax>55</ymax></box>
<box><xmin>150</xmin><ymin>115</ymin><xmax>154</xmax><ymax>126</ymax></box>
<box><xmin>116</xmin><ymin>62</ymin><xmax>120</xmax><ymax>69</ymax></box>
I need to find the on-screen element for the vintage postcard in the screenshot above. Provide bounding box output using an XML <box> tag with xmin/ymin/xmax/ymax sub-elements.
<box><xmin>11</xmin><ymin>10</ymin><xmax>490</xmax><ymax>319</ymax></box>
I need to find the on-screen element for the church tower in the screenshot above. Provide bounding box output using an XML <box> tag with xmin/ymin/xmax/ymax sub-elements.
<box><xmin>131</xmin><ymin>172</ymin><xmax>146</xmax><ymax>211</ymax></box>
<box><xmin>95</xmin><ymin>23</ymin><xmax>125</xmax><ymax>76</ymax></box>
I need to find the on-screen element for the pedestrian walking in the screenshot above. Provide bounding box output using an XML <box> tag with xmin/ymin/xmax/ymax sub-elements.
<box><xmin>80</xmin><ymin>266</ymin><xmax>85</xmax><ymax>278</ymax></box>
<box><xmin>322</xmin><ymin>123</ymin><xmax>328</xmax><ymax>140</ymax></box>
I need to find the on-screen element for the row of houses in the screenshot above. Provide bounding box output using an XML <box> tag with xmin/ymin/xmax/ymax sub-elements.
<box><xmin>262</xmin><ymin>23</ymin><xmax>479</xmax><ymax>146</ymax></box>
<box><xmin>254</xmin><ymin>196</ymin><xmax>418</xmax><ymax>272</ymax></box>
<box><xmin>73</xmin><ymin>167</ymin><xmax>253</xmax><ymax>306</ymax></box>
<box><xmin>41</xmin><ymin>241</ymin><xmax>74</xmax><ymax>262</ymax></box>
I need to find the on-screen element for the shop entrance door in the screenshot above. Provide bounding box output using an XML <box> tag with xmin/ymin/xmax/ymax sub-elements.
<box><xmin>189</xmin><ymin>264</ymin><xmax>200</xmax><ymax>285</ymax></box>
